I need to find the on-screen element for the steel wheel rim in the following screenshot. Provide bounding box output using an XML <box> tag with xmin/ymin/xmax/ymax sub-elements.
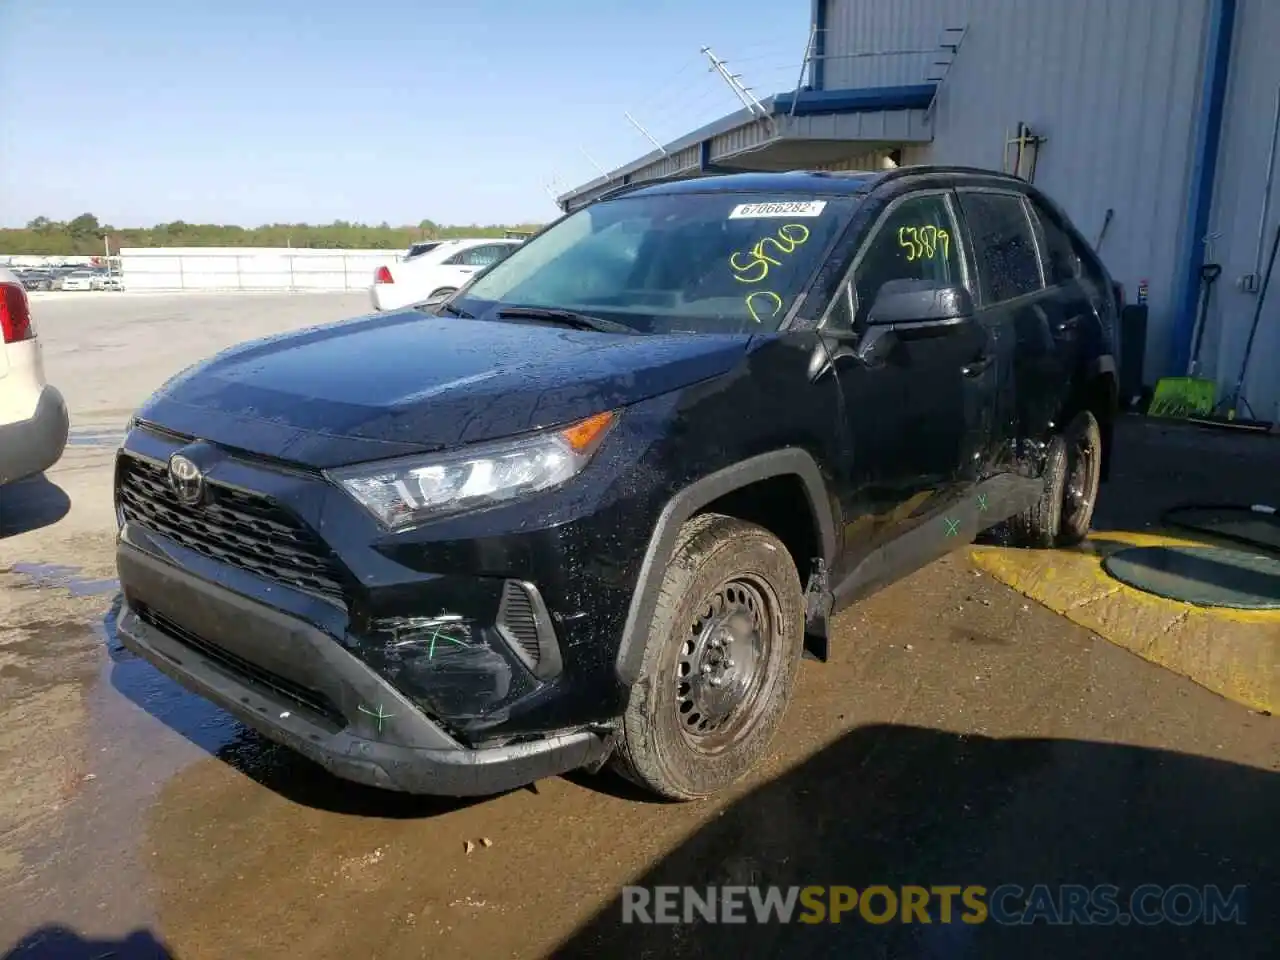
<box><xmin>675</xmin><ymin>575</ymin><xmax>776</xmax><ymax>754</ymax></box>
<box><xmin>1062</xmin><ymin>422</ymin><xmax>1098</xmax><ymax>529</ymax></box>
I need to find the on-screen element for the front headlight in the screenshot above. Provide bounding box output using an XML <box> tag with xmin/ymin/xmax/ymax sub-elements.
<box><xmin>328</xmin><ymin>410</ymin><xmax>617</xmax><ymax>530</ymax></box>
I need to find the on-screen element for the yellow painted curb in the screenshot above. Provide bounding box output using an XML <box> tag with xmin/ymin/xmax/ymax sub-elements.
<box><xmin>969</xmin><ymin>531</ymin><xmax>1279</xmax><ymax>713</ymax></box>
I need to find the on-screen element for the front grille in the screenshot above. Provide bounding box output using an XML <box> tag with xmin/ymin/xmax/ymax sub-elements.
<box><xmin>117</xmin><ymin>453</ymin><xmax>346</xmax><ymax>604</ymax></box>
<box><xmin>136</xmin><ymin>604</ymin><xmax>346</xmax><ymax>731</ymax></box>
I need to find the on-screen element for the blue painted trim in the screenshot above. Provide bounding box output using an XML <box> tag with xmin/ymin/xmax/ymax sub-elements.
<box><xmin>1170</xmin><ymin>0</ymin><xmax>1236</xmax><ymax>376</ymax></box>
<box><xmin>772</xmin><ymin>84</ymin><xmax>937</xmax><ymax>116</ymax></box>
<box><xmin>812</xmin><ymin>0</ymin><xmax>828</xmax><ymax>91</ymax></box>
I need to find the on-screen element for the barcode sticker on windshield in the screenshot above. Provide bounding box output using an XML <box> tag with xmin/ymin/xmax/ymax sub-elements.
<box><xmin>728</xmin><ymin>201</ymin><xmax>828</xmax><ymax>219</ymax></box>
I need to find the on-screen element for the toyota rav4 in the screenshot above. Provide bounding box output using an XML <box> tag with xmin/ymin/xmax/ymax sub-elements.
<box><xmin>114</xmin><ymin>167</ymin><xmax>1119</xmax><ymax>800</ymax></box>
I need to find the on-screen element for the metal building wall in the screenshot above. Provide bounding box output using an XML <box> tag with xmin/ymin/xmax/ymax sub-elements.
<box><xmin>1201</xmin><ymin>0</ymin><xmax>1280</xmax><ymax>422</ymax></box>
<box><xmin>826</xmin><ymin>0</ymin><xmax>1213</xmax><ymax>387</ymax></box>
<box><xmin>822</xmin><ymin>0</ymin><xmax>969</xmax><ymax>88</ymax></box>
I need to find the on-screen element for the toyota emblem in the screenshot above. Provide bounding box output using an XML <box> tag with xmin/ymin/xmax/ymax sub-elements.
<box><xmin>168</xmin><ymin>453</ymin><xmax>205</xmax><ymax>506</ymax></box>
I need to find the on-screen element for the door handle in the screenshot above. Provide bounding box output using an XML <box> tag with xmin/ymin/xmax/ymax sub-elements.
<box><xmin>962</xmin><ymin>355</ymin><xmax>993</xmax><ymax>377</ymax></box>
<box><xmin>1054</xmin><ymin>315</ymin><xmax>1082</xmax><ymax>334</ymax></box>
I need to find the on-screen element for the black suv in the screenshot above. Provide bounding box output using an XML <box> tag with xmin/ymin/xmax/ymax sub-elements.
<box><xmin>114</xmin><ymin>167</ymin><xmax>1119</xmax><ymax>800</ymax></box>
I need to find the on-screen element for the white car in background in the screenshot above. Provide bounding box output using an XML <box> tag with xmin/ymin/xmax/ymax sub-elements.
<box><xmin>0</xmin><ymin>268</ymin><xmax>69</xmax><ymax>485</ymax></box>
<box><xmin>91</xmin><ymin>272</ymin><xmax>124</xmax><ymax>291</ymax></box>
<box><xmin>59</xmin><ymin>270</ymin><xmax>97</xmax><ymax>291</ymax></box>
<box><xmin>370</xmin><ymin>237</ymin><xmax>523</xmax><ymax>312</ymax></box>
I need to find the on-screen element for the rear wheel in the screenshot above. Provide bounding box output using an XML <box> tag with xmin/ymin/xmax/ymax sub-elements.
<box><xmin>1007</xmin><ymin>435</ymin><xmax>1067</xmax><ymax>549</ymax></box>
<box><xmin>429</xmin><ymin>287</ymin><xmax>458</xmax><ymax>300</ymax></box>
<box><xmin>1057</xmin><ymin>411</ymin><xmax>1102</xmax><ymax>546</ymax></box>
<box><xmin>611</xmin><ymin>513</ymin><xmax>805</xmax><ymax>800</ymax></box>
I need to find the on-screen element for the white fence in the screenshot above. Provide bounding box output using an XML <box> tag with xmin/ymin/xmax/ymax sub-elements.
<box><xmin>118</xmin><ymin>247</ymin><xmax>399</xmax><ymax>292</ymax></box>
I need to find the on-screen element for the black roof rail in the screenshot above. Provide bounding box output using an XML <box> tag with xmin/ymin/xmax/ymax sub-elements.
<box><xmin>872</xmin><ymin>163</ymin><xmax>1028</xmax><ymax>187</ymax></box>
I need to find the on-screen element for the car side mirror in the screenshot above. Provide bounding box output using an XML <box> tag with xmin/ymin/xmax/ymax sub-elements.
<box><xmin>866</xmin><ymin>279</ymin><xmax>974</xmax><ymax>326</ymax></box>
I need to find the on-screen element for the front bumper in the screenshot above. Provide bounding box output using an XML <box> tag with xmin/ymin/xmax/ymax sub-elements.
<box><xmin>115</xmin><ymin>541</ymin><xmax>610</xmax><ymax>795</ymax></box>
<box><xmin>0</xmin><ymin>385</ymin><xmax>69</xmax><ymax>485</ymax></box>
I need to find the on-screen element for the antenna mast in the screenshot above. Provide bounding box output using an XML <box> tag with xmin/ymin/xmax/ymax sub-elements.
<box><xmin>701</xmin><ymin>46</ymin><xmax>770</xmax><ymax>122</ymax></box>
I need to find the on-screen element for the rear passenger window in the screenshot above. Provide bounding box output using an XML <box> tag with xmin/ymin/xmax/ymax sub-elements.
<box><xmin>1030</xmin><ymin>201</ymin><xmax>1082</xmax><ymax>285</ymax></box>
<box><xmin>959</xmin><ymin>192</ymin><xmax>1043</xmax><ymax>303</ymax></box>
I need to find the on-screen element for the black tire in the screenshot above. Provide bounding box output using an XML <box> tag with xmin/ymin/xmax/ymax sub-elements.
<box><xmin>611</xmin><ymin>513</ymin><xmax>805</xmax><ymax>801</ymax></box>
<box><xmin>1057</xmin><ymin>410</ymin><xmax>1103</xmax><ymax>546</ymax></box>
<box><xmin>429</xmin><ymin>287</ymin><xmax>458</xmax><ymax>300</ymax></box>
<box><xmin>1007</xmin><ymin>435</ymin><xmax>1067</xmax><ymax>549</ymax></box>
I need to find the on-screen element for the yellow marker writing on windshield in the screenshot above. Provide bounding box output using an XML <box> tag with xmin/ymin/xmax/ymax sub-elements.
<box><xmin>897</xmin><ymin>225</ymin><xmax>950</xmax><ymax>262</ymax></box>
<box><xmin>730</xmin><ymin>223</ymin><xmax>811</xmax><ymax>284</ymax></box>
<box><xmin>745</xmin><ymin>290</ymin><xmax>784</xmax><ymax>323</ymax></box>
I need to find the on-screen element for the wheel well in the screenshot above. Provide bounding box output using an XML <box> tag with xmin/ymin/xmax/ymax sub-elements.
<box><xmin>694</xmin><ymin>474</ymin><xmax>822</xmax><ymax>588</ymax></box>
<box><xmin>1065</xmin><ymin>370</ymin><xmax>1118</xmax><ymax>481</ymax></box>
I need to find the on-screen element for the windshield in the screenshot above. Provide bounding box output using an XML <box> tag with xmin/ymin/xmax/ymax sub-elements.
<box><xmin>406</xmin><ymin>242</ymin><xmax>443</xmax><ymax>260</ymax></box>
<box><xmin>456</xmin><ymin>192</ymin><xmax>857</xmax><ymax>334</ymax></box>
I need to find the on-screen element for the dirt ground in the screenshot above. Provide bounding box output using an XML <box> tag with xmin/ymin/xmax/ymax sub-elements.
<box><xmin>1</xmin><ymin>293</ymin><xmax>1276</xmax><ymax>959</ymax></box>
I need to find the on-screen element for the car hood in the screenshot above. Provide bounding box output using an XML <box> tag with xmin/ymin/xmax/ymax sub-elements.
<box><xmin>137</xmin><ymin>310</ymin><xmax>749</xmax><ymax>469</ymax></box>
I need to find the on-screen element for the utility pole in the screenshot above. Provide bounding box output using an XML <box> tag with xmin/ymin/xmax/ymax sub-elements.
<box><xmin>701</xmin><ymin>46</ymin><xmax>770</xmax><ymax>122</ymax></box>
<box><xmin>623</xmin><ymin>112</ymin><xmax>669</xmax><ymax>157</ymax></box>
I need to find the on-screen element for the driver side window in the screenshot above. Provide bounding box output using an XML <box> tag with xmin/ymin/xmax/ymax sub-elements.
<box><xmin>849</xmin><ymin>193</ymin><xmax>964</xmax><ymax>328</ymax></box>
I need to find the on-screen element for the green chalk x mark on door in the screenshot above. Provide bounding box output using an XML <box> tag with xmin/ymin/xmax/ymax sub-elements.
<box><xmin>944</xmin><ymin>518</ymin><xmax>961</xmax><ymax>537</ymax></box>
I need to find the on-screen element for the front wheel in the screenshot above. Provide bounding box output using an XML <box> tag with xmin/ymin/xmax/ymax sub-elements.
<box><xmin>611</xmin><ymin>513</ymin><xmax>805</xmax><ymax>801</ymax></box>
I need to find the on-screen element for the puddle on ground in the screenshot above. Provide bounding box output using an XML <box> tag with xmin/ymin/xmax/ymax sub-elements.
<box><xmin>3</xmin><ymin>561</ymin><xmax>250</xmax><ymax>945</ymax></box>
<box><xmin>65</xmin><ymin>426</ymin><xmax>124</xmax><ymax>449</ymax></box>
<box><xmin>9</xmin><ymin>562</ymin><xmax>119</xmax><ymax>597</ymax></box>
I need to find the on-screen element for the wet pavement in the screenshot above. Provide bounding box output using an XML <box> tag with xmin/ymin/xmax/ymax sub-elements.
<box><xmin>1</xmin><ymin>294</ymin><xmax>1277</xmax><ymax>959</ymax></box>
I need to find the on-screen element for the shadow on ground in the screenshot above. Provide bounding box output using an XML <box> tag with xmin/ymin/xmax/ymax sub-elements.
<box><xmin>554</xmin><ymin>724</ymin><xmax>1278</xmax><ymax>959</ymax></box>
<box><xmin>0</xmin><ymin>475</ymin><xmax>70</xmax><ymax>539</ymax></box>
<box><xmin>2</xmin><ymin>926</ymin><xmax>173</xmax><ymax>959</ymax></box>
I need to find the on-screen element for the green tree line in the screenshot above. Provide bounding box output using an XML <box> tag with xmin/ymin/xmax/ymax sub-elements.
<box><xmin>1</xmin><ymin>214</ymin><xmax>544</xmax><ymax>256</ymax></box>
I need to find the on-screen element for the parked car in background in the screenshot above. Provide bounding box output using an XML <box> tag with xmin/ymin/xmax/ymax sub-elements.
<box><xmin>48</xmin><ymin>268</ymin><xmax>80</xmax><ymax>290</ymax></box>
<box><xmin>403</xmin><ymin>241</ymin><xmax>444</xmax><ymax>261</ymax></box>
<box><xmin>89</xmin><ymin>269</ymin><xmax>121</xmax><ymax>291</ymax></box>
<box><xmin>59</xmin><ymin>270</ymin><xmax>96</xmax><ymax>291</ymax></box>
<box><xmin>0</xmin><ymin>268</ymin><xmax>69</xmax><ymax>485</ymax></box>
<box><xmin>19</xmin><ymin>271</ymin><xmax>52</xmax><ymax>292</ymax></box>
<box><xmin>111</xmin><ymin>167</ymin><xmax>1118</xmax><ymax>802</ymax></box>
<box><xmin>370</xmin><ymin>237</ymin><xmax>523</xmax><ymax>312</ymax></box>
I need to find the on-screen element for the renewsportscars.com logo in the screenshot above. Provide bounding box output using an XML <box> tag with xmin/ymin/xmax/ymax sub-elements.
<box><xmin>621</xmin><ymin>884</ymin><xmax>1249</xmax><ymax>926</ymax></box>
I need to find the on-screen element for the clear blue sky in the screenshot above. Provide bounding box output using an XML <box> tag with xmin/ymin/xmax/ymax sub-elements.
<box><xmin>0</xmin><ymin>1</ymin><xmax>810</xmax><ymax>228</ymax></box>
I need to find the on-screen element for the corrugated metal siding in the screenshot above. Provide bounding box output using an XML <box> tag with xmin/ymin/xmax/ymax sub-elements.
<box><xmin>708</xmin><ymin>118</ymin><xmax>773</xmax><ymax>161</ymax></box>
<box><xmin>830</xmin><ymin>0</ymin><xmax>1209</xmax><ymax>380</ymax></box>
<box><xmin>823</xmin><ymin>0</ymin><xmax>968</xmax><ymax>88</ymax></box>
<box><xmin>1203</xmin><ymin>0</ymin><xmax>1280</xmax><ymax>421</ymax></box>
<box><xmin>784</xmin><ymin>108</ymin><xmax>933</xmax><ymax>143</ymax></box>
<box><xmin>812</xmin><ymin>151</ymin><xmax>894</xmax><ymax>172</ymax></box>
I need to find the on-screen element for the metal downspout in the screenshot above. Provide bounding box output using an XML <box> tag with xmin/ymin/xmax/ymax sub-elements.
<box><xmin>1169</xmin><ymin>0</ymin><xmax>1237</xmax><ymax>377</ymax></box>
<box><xmin>811</xmin><ymin>0</ymin><xmax>827</xmax><ymax>91</ymax></box>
